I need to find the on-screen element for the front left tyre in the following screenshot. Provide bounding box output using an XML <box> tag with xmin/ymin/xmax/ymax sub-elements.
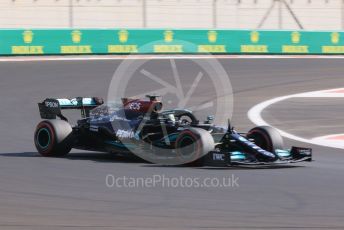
<box><xmin>34</xmin><ymin>120</ymin><xmax>73</xmax><ymax>157</ymax></box>
<box><xmin>246</xmin><ymin>125</ymin><xmax>284</xmax><ymax>153</ymax></box>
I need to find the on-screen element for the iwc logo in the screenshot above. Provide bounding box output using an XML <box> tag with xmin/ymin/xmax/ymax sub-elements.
<box><xmin>208</xmin><ymin>31</ymin><xmax>217</xmax><ymax>43</ymax></box>
<box><xmin>23</xmin><ymin>30</ymin><xmax>34</xmax><ymax>44</ymax></box>
<box><xmin>250</xmin><ymin>31</ymin><xmax>259</xmax><ymax>43</ymax></box>
<box><xmin>331</xmin><ymin>32</ymin><xmax>340</xmax><ymax>44</ymax></box>
<box><xmin>291</xmin><ymin>31</ymin><xmax>301</xmax><ymax>44</ymax></box>
<box><xmin>164</xmin><ymin>30</ymin><xmax>174</xmax><ymax>42</ymax></box>
<box><xmin>118</xmin><ymin>30</ymin><xmax>129</xmax><ymax>43</ymax></box>
<box><xmin>71</xmin><ymin>30</ymin><xmax>82</xmax><ymax>43</ymax></box>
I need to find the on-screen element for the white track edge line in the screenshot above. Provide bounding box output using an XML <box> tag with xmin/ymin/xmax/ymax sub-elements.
<box><xmin>247</xmin><ymin>87</ymin><xmax>344</xmax><ymax>150</ymax></box>
<box><xmin>312</xmin><ymin>133</ymin><xmax>344</xmax><ymax>141</ymax></box>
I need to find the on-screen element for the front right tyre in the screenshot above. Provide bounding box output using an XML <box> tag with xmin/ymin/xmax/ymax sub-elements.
<box><xmin>175</xmin><ymin>127</ymin><xmax>215</xmax><ymax>166</ymax></box>
<box><xmin>34</xmin><ymin>120</ymin><xmax>73</xmax><ymax>157</ymax></box>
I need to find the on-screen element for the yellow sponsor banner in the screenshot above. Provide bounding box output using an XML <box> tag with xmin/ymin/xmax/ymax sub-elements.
<box><xmin>282</xmin><ymin>45</ymin><xmax>309</xmax><ymax>53</ymax></box>
<box><xmin>23</xmin><ymin>30</ymin><xmax>34</xmax><ymax>44</ymax></box>
<box><xmin>198</xmin><ymin>45</ymin><xmax>226</xmax><ymax>53</ymax></box>
<box><xmin>208</xmin><ymin>31</ymin><xmax>218</xmax><ymax>43</ymax></box>
<box><xmin>118</xmin><ymin>30</ymin><xmax>129</xmax><ymax>43</ymax></box>
<box><xmin>322</xmin><ymin>46</ymin><xmax>344</xmax><ymax>53</ymax></box>
<box><xmin>6</xmin><ymin>29</ymin><xmax>344</xmax><ymax>55</ymax></box>
<box><xmin>239</xmin><ymin>31</ymin><xmax>268</xmax><ymax>53</ymax></box>
<box><xmin>240</xmin><ymin>45</ymin><xmax>268</xmax><ymax>53</ymax></box>
<box><xmin>164</xmin><ymin>30</ymin><xmax>174</xmax><ymax>43</ymax></box>
<box><xmin>71</xmin><ymin>30</ymin><xmax>82</xmax><ymax>44</ymax></box>
<box><xmin>108</xmin><ymin>45</ymin><xmax>138</xmax><ymax>53</ymax></box>
<box><xmin>60</xmin><ymin>45</ymin><xmax>92</xmax><ymax>54</ymax></box>
<box><xmin>12</xmin><ymin>46</ymin><xmax>44</xmax><ymax>54</ymax></box>
<box><xmin>280</xmin><ymin>31</ymin><xmax>309</xmax><ymax>53</ymax></box>
<box><xmin>154</xmin><ymin>45</ymin><xmax>183</xmax><ymax>53</ymax></box>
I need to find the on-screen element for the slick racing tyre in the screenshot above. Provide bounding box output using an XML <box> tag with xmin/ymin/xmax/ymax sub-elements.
<box><xmin>34</xmin><ymin>120</ymin><xmax>73</xmax><ymax>157</ymax></box>
<box><xmin>247</xmin><ymin>126</ymin><xmax>284</xmax><ymax>153</ymax></box>
<box><xmin>175</xmin><ymin>128</ymin><xmax>215</xmax><ymax>166</ymax></box>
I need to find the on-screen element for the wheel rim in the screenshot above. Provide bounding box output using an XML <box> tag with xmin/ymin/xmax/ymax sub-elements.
<box><xmin>177</xmin><ymin>135</ymin><xmax>198</xmax><ymax>159</ymax></box>
<box><xmin>37</xmin><ymin>128</ymin><xmax>51</xmax><ymax>149</ymax></box>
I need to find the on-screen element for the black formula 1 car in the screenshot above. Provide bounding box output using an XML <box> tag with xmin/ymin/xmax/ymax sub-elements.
<box><xmin>34</xmin><ymin>96</ymin><xmax>312</xmax><ymax>166</ymax></box>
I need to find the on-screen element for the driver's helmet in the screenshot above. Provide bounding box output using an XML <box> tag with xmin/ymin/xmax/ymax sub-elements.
<box><xmin>166</xmin><ymin>113</ymin><xmax>176</xmax><ymax>125</ymax></box>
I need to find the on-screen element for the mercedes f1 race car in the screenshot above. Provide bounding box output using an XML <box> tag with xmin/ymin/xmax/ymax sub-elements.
<box><xmin>34</xmin><ymin>96</ymin><xmax>312</xmax><ymax>166</ymax></box>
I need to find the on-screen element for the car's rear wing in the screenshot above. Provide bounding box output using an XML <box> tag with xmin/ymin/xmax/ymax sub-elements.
<box><xmin>38</xmin><ymin>97</ymin><xmax>104</xmax><ymax>121</ymax></box>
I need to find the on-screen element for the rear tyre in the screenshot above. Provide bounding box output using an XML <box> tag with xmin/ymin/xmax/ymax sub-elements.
<box><xmin>175</xmin><ymin>128</ymin><xmax>215</xmax><ymax>166</ymax></box>
<box><xmin>34</xmin><ymin>120</ymin><xmax>73</xmax><ymax>157</ymax></box>
<box><xmin>247</xmin><ymin>126</ymin><xmax>284</xmax><ymax>153</ymax></box>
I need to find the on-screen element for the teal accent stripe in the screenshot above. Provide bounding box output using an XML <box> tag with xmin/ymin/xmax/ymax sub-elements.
<box><xmin>104</xmin><ymin>140</ymin><xmax>136</xmax><ymax>149</ymax></box>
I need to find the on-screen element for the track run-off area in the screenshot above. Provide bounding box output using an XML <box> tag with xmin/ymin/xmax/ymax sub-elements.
<box><xmin>249</xmin><ymin>87</ymin><xmax>344</xmax><ymax>149</ymax></box>
<box><xmin>0</xmin><ymin>56</ymin><xmax>344</xmax><ymax>229</ymax></box>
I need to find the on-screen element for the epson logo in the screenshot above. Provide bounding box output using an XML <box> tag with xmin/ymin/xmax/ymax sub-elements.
<box><xmin>213</xmin><ymin>153</ymin><xmax>225</xmax><ymax>161</ymax></box>
<box><xmin>45</xmin><ymin>101</ymin><xmax>59</xmax><ymax>108</ymax></box>
<box><xmin>299</xmin><ymin>149</ymin><xmax>310</xmax><ymax>154</ymax></box>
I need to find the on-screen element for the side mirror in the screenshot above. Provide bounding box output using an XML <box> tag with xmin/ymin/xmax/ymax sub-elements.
<box><xmin>204</xmin><ymin>115</ymin><xmax>214</xmax><ymax>124</ymax></box>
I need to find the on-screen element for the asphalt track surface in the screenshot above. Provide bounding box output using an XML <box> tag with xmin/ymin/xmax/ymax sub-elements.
<box><xmin>1</xmin><ymin>57</ymin><xmax>344</xmax><ymax>229</ymax></box>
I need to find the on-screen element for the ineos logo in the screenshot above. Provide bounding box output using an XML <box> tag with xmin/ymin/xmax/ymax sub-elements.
<box><xmin>129</xmin><ymin>102</ymin><xmax>141</xmax><ymax>110</ymax></box>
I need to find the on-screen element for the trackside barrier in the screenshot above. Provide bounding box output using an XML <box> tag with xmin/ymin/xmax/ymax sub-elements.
<box><xmin>2</xmin><ymin>29</ymin><xmax>344</xmax><ymax>55</ymax></box>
